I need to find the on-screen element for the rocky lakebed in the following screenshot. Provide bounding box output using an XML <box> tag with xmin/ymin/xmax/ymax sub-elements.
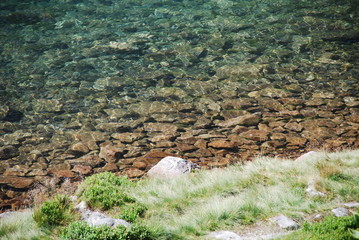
<box><xmin>0</xmin><ymin>0</ymin><xmax>358</xmax><ymax>210</ymax></box>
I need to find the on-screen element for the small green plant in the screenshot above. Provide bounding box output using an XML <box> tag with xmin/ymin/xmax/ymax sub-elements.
<box><xmin>119</xmin><ymin>203</ymin><xmax>147</xmax><ymax>222</ymax></box>
<box><xmin>33</xmin><ymin>195</ymin><xmax>77</xmax><ymax>229</ymax></box>
<box><xmin>282</xmin><ymin>212</ymin><xmax>359</xmax><ymax>240</ymax></box>
<box><xmin>61</xmin><ymin>221</ymin><xmax>156</xmax><ymax>240</ymax></box>
<box><xmin>77</xmin><ymin>172</ymin><xmax>135</xmax><ymax>210</ymax></box>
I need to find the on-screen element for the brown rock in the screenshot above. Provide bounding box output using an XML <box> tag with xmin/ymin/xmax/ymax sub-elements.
<box><xmin>284</xmin><ymin>122</ymin><xmax>303</xmax><ymax>132</ymax></box>
<box><xmin>194</xmin><ymin>139</ymin><xmax>208</xmax><ymax>149</ymax></box>
<box><xmin>133</xmin><ymin>161</ymin><xmax>147</xmax><ymax>170</ymax></box>
<box><xmin>150</xmin><ymin>134</ymin><xmax>176</xmax><ymax>142</ymax></box>
<box><xmin>194</xmin><ymin>117</ymin><xmax>212</xmax><ymax>128</ymax></box>
<box><xmin>257</xmin><ymin>98</ymin><xmax>285</xmax><ymax>111</ymax></box>
<box><xmin>312</xmin><ymin>92</ymin><xmax>335</xmax><ymax>99</ymax></box>
<box><xmin>99</xmin><ymin>143</ymin><xmax>127</xmax><ymax>163</ymax></box>
<box><xmin>286</xmin><ymin>136</ymin><xmax>307</xmax><ymax>146</ymax></box>
<box><xmin>271</xmin><ymin>133</ymin><xmax>287</xmax><ymax>141</ymax></box>
<box><xmin>68</xmin><ymin>142</ymin><xmax>89</xmax><ymax>154</ymax></box>
<box><xmin>123</xmin><ymin>168</ymin><xmax>145</xmax><ymax>178</ymax></box>
<box><xmin>176</xmin><ymin>136</ymin><xmax>197</xmax><ymax>144</ymax></box>
<box><xmin>218</xmin><ymin>114</ymin><xmax>261</xmax><ymax>127</ymax></box>
<box><xmin>279</xmin><ymin>98</ymin><xmax>305</xmax><ymax>106</ymax></box>
<box><xmin>347</xmin><ymin>115</ymin><xmax>359</xmax><ymax>123</ymax></box>
<box><xmin>231</xmin><ymin>126</ymin><xmax>249</xmax><ymax>134</ymax></box>
<box><xmin>343</xmin><ymin>97</ymin><xmax>359</xmax><ymax>107</ymax></box>
<box><xmin>221</xmin><ymin>99</ymin><xmax>256</xmax><ymax>109</ymax></box>
<box><xmin>97</xmin><ymin>162</ymin><xmax>118</xmax><ymax>172</ymax></box>
<box><xmin>68</xmin><ymin>155</ymin><xmax>104</xmax><ymax>167</ymax></box>
<box><xmin>144</xmin><ymin>123</ymin><xmax>178</xmax><ymax>134</ymax></box>
<box><xmin>268</xmin><ymin>121</ymin><xmax>286</xmax><ymax>128</ymax></box>
<box><xmin>27</xmin><ymin>169</ymin><xmax>48</xmax><ymax>176</ymax></box>
<box><xmin>177</xmin><ymin>143</ymin><xmax>198</xmax><ymax>152</ymax></box>
<box><xmin>258</xmin><ymin>88</ymin><xmax>291</xmax><ymax>98</ymax></box>
<box><xmin>111</xmin><ymin>132</ymin><xmax>144</xmax><ymax>143</ymax></box>
<box><xmin>198</xmin><ymin>134</ymin><xmax>226</xmax><ymax>139</ymax></box>
<box><xmin>208</xmin><ymin>140</ymin><xmax>236</xmax><ymax>149</ymax></box>
<box><xmin>239</xmin><ymin>130</ymin><xmax>269</xmax><ymax>142</ymax></box>
<box><xmin>72</xmin><ymin>165</ymin><xmax>93</xmax><ymax>175</ymax></box>
<box><xmin>216</xmin><ymin>64</ymin><xmax>265</xmax><ymax>80</ymax></box>
<box><xmin>72</xmin><ymin>131</ymin><xmax>109</xmax><ymax>150</ymax></box>
<box><xmin>305</xmin><ymin>99</ymin><xmax>325</xmax><ymax>106</ymax></box>
<box><xmin>209</xmin><ymin>158</ymin><xmax>231</xmax><ymax>168</ymax></box>
<box><xmin>302</xmin><ymin>127</ymin><xmax>334</xmax><ymax>140</ymax></box>
<box><xmin>52</xmin><ymin>170</ymin><xmax>74</xmax><ymax>178</ymax></box>
<box><xmin>0</xmin><ymin>176</ymin><xmax>34</xmax><ymax>188</ymax></box>
<box><xmin>0</xmin><ymin>145</ymin><xmax>19</xmax><ymax>160</ymax></box>
<box><xmin>155</xmin><ymin>141</ymin><xmax>176</xmax><ymax>148</ymax></box>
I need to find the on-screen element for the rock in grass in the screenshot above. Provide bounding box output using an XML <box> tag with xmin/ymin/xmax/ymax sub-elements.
<box><xmin>331</xmin><ymin>207</ymin><xmax>350</xmax><ymax>217</ymax></box>
<box><xmin>343</xmin><ymin>202</ymin><xmax>359</xmax><ymax>208</ymax></box>
<box><xmin>147</xmin><ymin>156</ymin><xmax>199</xmax><ymax>178</ymax></box>
<box><xmin>306</xmin><ymin>181</ymin><xmax>326</xmax><ymax>197</ymax></box>
<box><xmin>295</xmin><ymin>151</ymin><xmax>317</xmax><ymax>161</ymax></box>
<box><xmin>209</xmin><ymin>231</ymin><xmax>243</xmax><ymax>240</ymax></box>
<box><xmin>75</xmin><ymin>201</ymin><xmax>130</xmax><ymax>227</ymax></box>
<box><xmin>272</xmin><ymin>215</ymin><xmax>299</xmax><ymax>230</ymax></box>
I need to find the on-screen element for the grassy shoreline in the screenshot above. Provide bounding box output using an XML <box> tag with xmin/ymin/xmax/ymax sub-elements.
<box><xmin>1</xmin><ymin>149</ymin><xmax>358</xmax><ymax>239</ymax></box>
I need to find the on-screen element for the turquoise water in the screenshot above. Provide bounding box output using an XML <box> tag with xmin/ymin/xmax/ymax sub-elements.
<box><xmin>0</xmin><ymin>0</ymin><xmax>358</xmax><ymax>189</ymax></box>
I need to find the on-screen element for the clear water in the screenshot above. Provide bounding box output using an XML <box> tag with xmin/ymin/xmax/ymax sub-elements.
<box><xmin>0</xmin><ymin>0</ymin><xmax>358</xmax><ymax>160</ymax></box>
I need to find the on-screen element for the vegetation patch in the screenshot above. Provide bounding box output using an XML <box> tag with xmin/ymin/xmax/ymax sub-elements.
<box><xmin>280</xmin><ymin>213</ymin><xmax>359</xmax><ymax>240</ymax></box>
<box><xmin>33</xmin><ymin>194</ymin><xmax>78</xmax><ymax>229</ymax></box>
<box><xmin>61</xmin><ymin>221</ymin><xmax>157</xmax><ymax>240</ymax></box>
<box><xmin>77</xmin><ymin>172</ymin><xmax>135</xmax><ymax>210</ymax></box>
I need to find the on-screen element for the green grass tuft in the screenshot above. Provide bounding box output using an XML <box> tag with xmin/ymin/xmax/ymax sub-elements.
<box><xmin>77</xmin><ymin>172</ymin><xmax>135</xmax><ymax>210</ymax></box>
<box><xmin>33</xmin><ymin>194</ymin><xmax>78</xmax><ymax>229</ymax></box>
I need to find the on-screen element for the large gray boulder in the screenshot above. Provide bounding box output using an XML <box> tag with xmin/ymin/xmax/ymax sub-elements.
<box><xmin>147</xmin><ymin>156</ymin><xmax>199</xmax><ymax>178</ymax></box>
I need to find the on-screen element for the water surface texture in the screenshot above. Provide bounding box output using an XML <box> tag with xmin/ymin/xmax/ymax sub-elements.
<box><xmin>0</xmin><ymin>0</ymin><xmax>358</xmax><ymax>208</ymax></box>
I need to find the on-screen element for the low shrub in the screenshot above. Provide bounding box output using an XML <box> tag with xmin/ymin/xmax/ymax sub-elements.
<box><xmin>77</xmin><ymin>172</ymin><xmax>135</xmax><ymax>210</ymax></box>
<box><xmin>282</xmin><ymin>212</ymin><xmax>359</xmax><ymax>240</ymax></box>
<box><xmin>119</xmin><ymin>203</ymin><xmax>147</xmax><ymax>222</ymax></box>
<box><xmin>33</xmin><ymin>195</ymin><xmax>77</xmax><ymax>229</ymax></box>
<box><xmin>61</xmin><ymin>221</ymin><xmax>156</xmax><ymax>240</ymax></box>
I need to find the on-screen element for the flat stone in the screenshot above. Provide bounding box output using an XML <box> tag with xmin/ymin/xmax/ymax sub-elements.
<box><xmin>111</xmin><ymin>132</ymin><xmax>144</xmax><ymax>143</ymax></box>
<box><xmin>209</xmin><ymin>231</ymin><xmax>243</xmax><ymax>240</ymax></box>
<box><xmin>208</xmin><ymin>140</ymin><xmax>236</xmax><ymax>149</ymax></box>
<box><xmin>123</xmin><ymin>168</ymin><xmax>145</xmax><ymax>178</ymax></box>
<box><xmin>68</xmin><ymin>142</ymin><xmax>90</xmax><ymax>154</ymax></box>
<box><xmin>99</xmin><ymin>143</ymin><xmax>126</xmax><ymax>163</ymax></box>
<box><xmin>332</xmin><ymin>207</ymin><xmax>350</xmax><ymax>217</ymax></box>
<box><xmin>144</xmin><ymin>123</ymin><xmax>178</xmax><ymax>134</ymax></box>
<box><xmin>343</xmin><ymin>202</ymin><xmax>359</xmax><ymax>208</ymax></box>
<box><xmin>218</xmin><ymin>114</ymin><xmax>261</xmax><ymax>128</ymax></box>
<box><xmin>132</xmin><ymin>161</ymin><xmax>147</xmax><ymax>170</ymax></box>
<box><xmin>239</xmin><ymin>129</ymin><xmax>269</xmax><ymax>142</ymax></box>
<box><xmin>272</xmin><ymin>215</ymin><xmax>299</xmax><ymax>230</ymax></box>
<box><xmin>52</xmin><ymin>170</ymin><xmax>74</xmax><ymax>178</ymax></box>
<box><xmin>0</xmin><ymin>176</ymin><xmax>34</xmax><ymax>188</ymax></box>
<box><xmin>72</xmin><ymin>165</ymin><xmax>93</xmax><ymax>175</ymax></box>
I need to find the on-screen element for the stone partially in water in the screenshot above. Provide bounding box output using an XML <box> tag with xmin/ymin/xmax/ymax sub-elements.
<box><xmin>147</xmin><ymin>156</ymin><xmax>198</xmax><ymax>178</ymax></box>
